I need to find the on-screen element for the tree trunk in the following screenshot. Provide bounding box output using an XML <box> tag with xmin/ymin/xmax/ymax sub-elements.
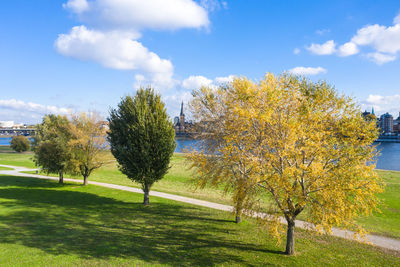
<box><xmin>83</xmin><ymin>175</ymin><xmax>89</xmax><ymax>186</ymax></box>
<box><xmin>235</xmin><ymin>209</ymin><xmax>242</xmax><ymax>223</ymax></box>
<box><xmin>285</xmin><ymin>220</ymin><xmax>295</xmax><ymax>255</ymax></box>
<box><xmin>59</xmin><ymin>172</ymin><xmax>64</xmax><ymax>184</ymax></box>
<box><xmin>235</xmin><ymin>214</ymin><xmax>242</xmax><ymax>223</ymax></box>
<box><xmin>143</xmin><ymin>183</ymin><xmax>150</xmax><ymax>206</ymax></box>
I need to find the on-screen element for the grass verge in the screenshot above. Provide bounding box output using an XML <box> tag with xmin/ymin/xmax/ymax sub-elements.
<box><xmin>0</xmin><ymin>150</ymin><xmax>35</xmax><ymax>168</ymax></box>
<box><xmin>0</xmin><ymin>174</ymin><xmax>398</xmax><ymax>266</ymax></box>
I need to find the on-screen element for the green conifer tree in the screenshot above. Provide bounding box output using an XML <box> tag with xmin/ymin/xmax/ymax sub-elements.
<box><xmin>108</xmin><ymin>88</ymin><xmax>176</xmax><ymax>205</ymax></box>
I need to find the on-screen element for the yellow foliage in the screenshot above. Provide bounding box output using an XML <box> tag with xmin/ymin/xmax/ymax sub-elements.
<box><xmin>189</xmin><ymin>73</ymin><xmax>383</xmax><ymax>241</ymax></box>
<box><xmin>67</xmin><ymin>112</ymin><xmax>110</xmax><ymax>182</ymax></box>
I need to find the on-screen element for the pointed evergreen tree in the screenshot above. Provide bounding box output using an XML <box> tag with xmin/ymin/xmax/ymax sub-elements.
<box><xmin>108</xmin><ymin>88</ymin><xmax>176</xmax><ymax>205</ymax></box>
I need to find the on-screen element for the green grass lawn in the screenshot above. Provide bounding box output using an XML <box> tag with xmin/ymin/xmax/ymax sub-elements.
<box><xmin>0</xmin><ymin>174</ymin><xmax>398</xmax><ymax>266</ymax></box>
<box><xmin>357</xmin><ymin>170</ymin><xmax>400</xmax><ymax>239</ymax></box>
<box><xmin>2</xmin><ymin>150</ymin><xmax>400</xmax><ymax>239</ymax></box>
<box><xmin>22</xmin><ymin>152</ymin><xmax>234</xmax><ymax>205</ymax></box>
<box><xmin>0</xmin><ymin>150</ymin><xmax>35</xmax><ymax>168</ymax></box>
<box><xmin>0</xmin><ymin>166</ymin><xmax>13</xmax><ymax>171</ymax></box>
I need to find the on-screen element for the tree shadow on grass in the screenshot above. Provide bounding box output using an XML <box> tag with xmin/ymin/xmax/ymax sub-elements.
<box><xmin>0</xmin><ymin>176</ymin><xmax>282</xmax><ymax>266</ymax></box>
<box><xmin>0</xmin><ymin>174</ymin><xmax>80</xmax><ymax>189</ymax></box>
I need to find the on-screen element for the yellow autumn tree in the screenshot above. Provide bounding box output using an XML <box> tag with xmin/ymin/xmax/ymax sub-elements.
<box><xmin>68</xmin><ymin>112</ymin><xmax>110</xmax><ymax>185</ymax></box>
<box><xmin>189</xmin><ymin>73</ymin><xmax>383</xmax><ymax>255</ymax></box>
<box><xmin>189</xmin><ymin>83</ymin><xmax>258</xmax><ymax>223</ymax></box>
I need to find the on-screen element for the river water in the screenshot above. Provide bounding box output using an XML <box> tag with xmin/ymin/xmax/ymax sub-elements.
<box><xmin>1</xmin><ymin>137</ymin><xmax>399</xmax><ymax>171</ymax></box>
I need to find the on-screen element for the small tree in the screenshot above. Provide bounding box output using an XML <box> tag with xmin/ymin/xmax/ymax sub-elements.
<box><xmin>10</xmin><ymin>135</ymin><xmax>30</xmax><ymax>153</ymax></box>
<box><xmin>189</xmin><ymin>84</ymin><xmax>258</xmax><ymax>223</ymax></box>
<box><xmin>108</xmin><ymin>88</ymin><xmax>176</xmax><ymax>205</ymax></box>
<box><xmin>190</xmin><ymin>73</ymin><xmax>383</xmax><ymax>255</ymax></box>
<box><xmin>32</xmin><ymin>114</ymin><xmax>72</xmax><ymax>184</ymax></box>
<box><xmin>68</xmin><ymin>112</ymin><xmax>109</xmax><ymax>185</ymax></box>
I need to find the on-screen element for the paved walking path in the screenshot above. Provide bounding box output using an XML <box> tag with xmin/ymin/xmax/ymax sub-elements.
<box><xmin>1</xmin><ymin>164</ymin><xmax>399</xmax><ymax>252</ymax></box>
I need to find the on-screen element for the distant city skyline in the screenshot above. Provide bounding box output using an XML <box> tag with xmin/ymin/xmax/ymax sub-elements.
<box><xmin>1</xmin><ymin>0</ymin><xmax>400</xmax><ymax>123</ymax></box>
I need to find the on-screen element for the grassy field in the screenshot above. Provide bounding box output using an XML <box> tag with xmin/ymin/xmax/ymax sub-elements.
<box><xmin>0</xmin><ymin>175</ymin><xmax>398</xmax><ymax>266</ymax></box>
<box><xmin>1</xmin><ymin>150</ymin><xmax>400</xmax><ymax>239</ymax></box>
<box><xmin>0</xmin><ymin>150</ymin><xmax>35</xmax><ymax>168</ymax></box>
<box><xmin>0</xmin><ymin>166</ymin><xmax>13</xmax><ymax>171</ymax></box>
<box><xmin>20</xmin><ymin>152</ymin><xmax>234</xmax><ymax>205</ymax></box>
<box><xmin>357</xmin><ymin>170</ymin><xmax>400</xmax><ymax>239</ymax></box>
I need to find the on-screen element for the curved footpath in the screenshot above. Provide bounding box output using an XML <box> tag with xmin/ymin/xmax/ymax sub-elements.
<box><xmin>0</xmin><ymin>164</ymin><xmax>399</xmax><ymax>252</ymax></box>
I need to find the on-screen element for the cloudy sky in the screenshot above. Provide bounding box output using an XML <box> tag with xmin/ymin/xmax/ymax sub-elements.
<box><xmin>1</xmin><ymin>0</ymin><xmax>400</xmax><ymax>123</ymax></box>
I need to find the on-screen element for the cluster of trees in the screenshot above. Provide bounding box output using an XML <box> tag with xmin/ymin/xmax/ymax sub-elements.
<box><xmin>33</xmin><ymin>113</ymin><xmax>110</xmax><ymax>185</ymax></box>
<box><xmin>30</xmin><ymin>78</ymin><xmax>383</xmax><ymax>256</ymax></box>
<box><xmin>33</xmin><ymin>88</ymin><xmax>176</xmax><ymax>206</ymax></box>
<box><xmin>188</xmin><ymin>73</ymin><xmax>383</xmax><ymax>255</ymax></box>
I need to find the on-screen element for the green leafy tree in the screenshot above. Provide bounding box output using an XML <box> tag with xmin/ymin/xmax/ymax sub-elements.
<box><xmin>32</xmin><ymin>114</ymin><xmax>72</xmax><ymax>184</ymax></box>
<box><xmin>10</xmin><ymin>135</ymin><xmax>30</xmax><ymax>153</ymax></box>
<box><xmin>108</xmin><ymin>88</ymin><xmax>176</xmax><ymax>205</ymax></box>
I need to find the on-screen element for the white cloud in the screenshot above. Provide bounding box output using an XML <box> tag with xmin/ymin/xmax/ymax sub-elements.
<box><xmin>287</xmin><ymin>66</ymin><xmax>327</xmax><ymax>76</ymax></box>
<box><xmin>133</xmin><ymin>73</ymin><xmax>178</xmax><ymax>90</ymax></box>
<box><xmin>62</xmin><ymin>0</ymin><xmax>89</xmax><ymax>14</ymax></box>
<box><xmin>306</xmin><ymin>40</ymin><xmax>336</xmax><ymax>55</ymax></box>
<box><xmin>351</xmin><ymin>24</ymin><xmax>400</xmax><ymax>54</ymax></box>
<box><xmin>366</xmin><ymin>52</ymin><xmax>397</xmax><ymax>65</ymax></box>
<box><xmin>305</xmin><ymin>13</ymin><xmax>400</xmax><ymax>64</ymax></box>
<box><xmin>182</xmin><ymin>75</ymin><xmax>213</xmax><ymax>89</ymax></box>
<box><xmin>362</xmin><ymin>94</ymin><xmax>400</xmax><ymax>116</ymax></box>
<box><xmin>293</xmin><ymin>48</ymin><xmax>300</xmax><ymax>55</ymax></box>
<box><xmin>58</xmin><ymin>0</ymin><xmax>212</xmax><ymax>90</ymax></box>
<box><xmin>63</xmin><ymin>0</ymin><xmax>209</xmax><ymax>31</ymax></box>
<box><xmin>0</xmin><ymin>99</ymin><xmax>71</xmax><ymax>115</ymax></box>
<box><xmin>351</xmin><ymin>25</ymin><xmax>385</xmax><ymax>46</ymax></box>
<box><xmin>338</xmin><ymin>42</ymin><xmax>359</xmax><ymax>57</ymax></box>
<box><xmin>56</xmin><ymin>26</ymin><xmax>174</xmax><ymax>88</ymax></box>
<box><xmin>181</xmin><ymin>75</ymin><xmax>235</xmax><ymax>90</ymax></box>
<box><xmin>214</xmin><ymin>75</ymin><xmax>234</xmax><ymax>84</ymax></box>
<box><xmin>159</xmin><ymin>74</ymin><xmax>235</xmax><ymax>117</ymax></box>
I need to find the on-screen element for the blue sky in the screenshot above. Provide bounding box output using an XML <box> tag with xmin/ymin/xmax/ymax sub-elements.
<box><xmin>1</xmin><ymin>0</ymin><xmax>400</xmax><ymax>123</ymax></box>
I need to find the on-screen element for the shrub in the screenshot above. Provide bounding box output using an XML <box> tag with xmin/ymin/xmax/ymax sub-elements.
<box><xmin>10</xmin><ymin>135</ymin><xmax>30</xmax><ymax>153</ymax></box>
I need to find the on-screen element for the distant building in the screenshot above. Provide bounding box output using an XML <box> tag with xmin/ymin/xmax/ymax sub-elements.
<box><xmin>362</xmin><ymin>110</ymin><xmax>371</xmax><ymax>117</ymax></box>
<box><xmin>380</xmin><ymin>113</ymin><xmax>394</xmax><ymax>134</ymax></box>
<box><xmin>174</xmin><ymin>102</ymin><xmax>186</xmax><ymax>133</ymax></box>
<box><xmin>12</xmin><ymin>123</ymin><xmax>24</xmax><ymax>129</ymax></box>
<box><xmin>174</xmin><ymin>102</ymin><xmax>192</xmax><ymax>135</ymax></box>
<box><xmin>362</xmin><ymin>107</ymin><xmax>376</xmax><ymax>119</ymax></box>
<box><xmin>393</xmin><ymin>112</ymin><xmax>400</xmax><ymax>133</ymax></box>
<box><xmin>0</xmin><ymin>121</ymin><xmax>14</xmax><ymax>128</ymax></box>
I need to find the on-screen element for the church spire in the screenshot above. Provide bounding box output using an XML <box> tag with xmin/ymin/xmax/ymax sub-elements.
<box><xmin>180</xmin><ymin>101</ymin><xmax>184</xmax><ymax>116</ymax></box>
<box><xmin>371</xmin><ymin>106</ymin><xmax>375</xmax><ymax>115</ymax></box>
